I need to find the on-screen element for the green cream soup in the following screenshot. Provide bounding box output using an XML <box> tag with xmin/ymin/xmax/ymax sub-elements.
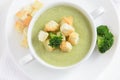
<box><xmin>32</xmin><ymin>5</ymin><xmax>92</xmax><ymax>67</ymax></box>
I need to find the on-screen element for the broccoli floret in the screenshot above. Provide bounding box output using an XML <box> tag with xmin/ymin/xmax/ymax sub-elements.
<box><xmin>49</xmin><ymin>33</ymin><xmax>63</xmax><ymax>48</ymax></box>
<box><xmin>97</xmin><ymin>25</ymin><xmax>114</xmax><ymax>53</ymax></box>
<box><xmin>97</xmin><ymin>25</ymin><xmax>109</xmax><ymax>36</ymax></box>
<box><xmin>97</xmin><ymin>36</ymin><xmax>104</xmax><ymax>48</ymax></box>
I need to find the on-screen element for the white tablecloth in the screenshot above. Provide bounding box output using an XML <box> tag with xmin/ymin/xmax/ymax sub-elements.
<box><xmin>0</xmin><ymin>0</ymin><xmax>120</xmax><ymax>80</ymax></box>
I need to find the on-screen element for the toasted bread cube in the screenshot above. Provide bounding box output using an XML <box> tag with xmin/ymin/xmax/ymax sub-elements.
<box><xmin>31</xmin><ymin>9</ymin><xmax>38</xmax><ymax>16</ymax></box>
<box><xmin>16</xmin><ymin>5</ymin><xmax>33</xmax><ymax>20</ymax></box>
<box><xmin>44</xmin><ymin>39</ymin><xmax>54</xmax><ymax>52</ymax></box>
<box><xmin>24</xmin><ymin>5</ymin><xmax>33</xmax><ymax>14</ymax></box>
<box><xmin>23</xmin><ymin>27</ymin><xmax>28</xmax><ymax>36</ymax></box>
<box><xmin>21</xmin><ymin>36</ymin><xmax>28</xmax><ymax>48</ymax></box>
<box><xmin>16</xmin><ymin>9</ymin><xmax>28</xmax><ymax>21</ymax></box>
<box><xmin>68</xmin><ymin>32</ymin><xmax>79</xmax><ymax>45</ymax></box>
<box><xmin>32</xmin><ymin>0</ymin><xmax>43</xmax><ymax>10</ymax></box>
<box><xmin>44</xmin><ymin>20</ymin><xmax>59</xmax><ymax>32</ymax></box>
<box><xmin>15</xmin><ymin>20</ymin><xmax>25</xmax><ymax>33</ymax></box>
<box><xmin>60</xmin><ymin>23</ymin><xmax>74</xmax><ymax>36</ymax></box>
<box><xmin>38</xmin><ymin>30</ymin><xmax>49</xmax><ymax>42</ymax></box>
<box><xmin>60</xmin><ymin>41</ymin><xmax>72</xmax><ymax>52</ymax></box>
<box><xmin>23</xmin><ymin>15</ymin><xmax>32</xmax><ymax>26</ymax></box>
<box><xmin>61</xmin><ymin>16</ymin><xmax>73</xmax><ymax>25</ymax></box>
<box><xmin>31</xmin><ymin>0</ymin><xmax>43</xmax><ymax>16</ymax></box>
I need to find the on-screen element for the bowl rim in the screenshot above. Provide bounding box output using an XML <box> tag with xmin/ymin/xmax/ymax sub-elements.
<box><xmin>28</xmin><ymin>1</ymin><xmax>97</xmax><ymax>69</ymax></box>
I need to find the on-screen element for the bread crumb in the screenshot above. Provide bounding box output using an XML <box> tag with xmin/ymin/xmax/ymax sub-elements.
<box><xmin>23</xmin><ymin>15</ymin><xmax>32</xmax><ymax>26</ymax></box>
<box><xmin>15</xmin><ymin>20</ymin><xmax>25</xmax><ymax>33</ymax></box>
<box><xmin>21</xmin><ymin>36</ymin><xmax>28</xmax><ymax>48</ymax></box>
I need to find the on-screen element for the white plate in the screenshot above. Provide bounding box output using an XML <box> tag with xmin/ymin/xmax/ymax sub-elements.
<box><xmin>5</xmin><ymin>0</ymin><xmax>120</xmax><ymax>80</ymax></box>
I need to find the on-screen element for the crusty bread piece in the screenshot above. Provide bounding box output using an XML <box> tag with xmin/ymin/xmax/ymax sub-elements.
<box><xmin>44</xmin><ymin>20</ymin><xmax>59</xmax><ymax>32</ymax></box>
<box><xmin>60</xmin><ymin>41</ymin><xmax>72</xmax><ymax>52</ymax></box>
<box><xmin>38</xmin><ymin>30</ymin><xmax>49</xmax><ymax>42</ymax></box>
<box><xmin>21</xmin><ymin>36</ymin><xmax>28</xmax><ymax>48</ymax></box>
<box><xmin>61</xmin><ymin>16</ymin><xmax>73</xmax><ymax>25</ymax></box>
<box><xmin>31</xmin><ymin>0</ymin><xmax>43</xmax><ymax>16</ymax></box>
<box><xmin>43</xmin><ymin>39</ymin><xmax>55</xmax><ymax>52</ymax></box>
<box><xmin>23</xmin><ymin>15</ymin><xmax>32</xmax><ymax>27</ymax></box>
<box><xmin>15</xmin><ymin>20</ymin><xmax>25</xmax><ymax>33</ymax></box>
<box><xmin>68</xmin><ymin>32</ymin><xmax>79</xmax><ymax>45</ymax></box>
<box><xmin>60</xmin><ymin>23</ymin><xmax>74</xmax><ymax>36</ymax></box>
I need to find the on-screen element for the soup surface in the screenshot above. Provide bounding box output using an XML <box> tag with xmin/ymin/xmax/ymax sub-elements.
<box><xmin>32</xmin><ymin>5</ymin><xmax>92</xmax><ymax>67</ymax></box>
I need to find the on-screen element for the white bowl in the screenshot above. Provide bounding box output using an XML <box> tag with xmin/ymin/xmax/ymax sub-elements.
<box><xmin>28</xmin><ymin>2</ymin><xmax>97</xmax><ymax>69</ymax></box>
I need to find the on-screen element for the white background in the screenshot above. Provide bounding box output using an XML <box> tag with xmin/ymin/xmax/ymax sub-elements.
<box><xmin>0</xmin><ymin>0</ymin><xmax>120</xmax><ymax>80</ymax></box>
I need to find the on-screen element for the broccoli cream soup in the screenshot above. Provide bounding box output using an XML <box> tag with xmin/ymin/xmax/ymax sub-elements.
<box><xmin>32</xmin><ymin>5</ymin><xmax>92</xmax><ymax>67</ymax></box>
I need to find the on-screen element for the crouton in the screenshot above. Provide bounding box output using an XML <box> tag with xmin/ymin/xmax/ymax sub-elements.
<box><xmin>60</xmin><ymin>41</ymin><xmax>72</xmax><ymax>52</ymax></box>
<box><xmin>23</xmin><ymin>15</ymin><xmax>32</xmax><ymax>26</ymax></box>
<box><xmin>60</xmin><ymin>23</ymin><xmax>74</xmax><ymax>36</ymax></box>
<box><xmin>32</xmin><ymin>0</ymin><xmax>43</xmax><ymax>11</ymax></box>
<box><xmin>38</xmin><ymin>30</ymin><xmax>49</xmax><ymax>42</ymax></box>
<box><xmin>68</xmin><ymin>32</ymin><xmax>79</xmax><ymax>45</ymax></box>
<box><xmin>16</xmin><ymin>9</ymin><xmax>28</xmax><ymax>21</ymax></box>
<box><xmin>31</xmin><ymin>0</ymin><xmax>43</xmax><ymax>16</ymax></box>
<box><xmin>44</xmin><ymin>39</ymin><xmax>55</xmax><ymax>52</ymax></box>
<box><xmin>15</xmin><ymin>20</ymin><xmax>25</xmax><ymax>33</ymax></box>
<box><xmin>61</xmin><ymin>16</ymin><xmax>73</xmax><ymax>25</ymax></box>
<box><xmin>23</xmin><ymin>5</ymin><xmax>33</xmax><ymax>14</ymax></box>
<box><xmin>31</xmin><ymin>9</ymin><xmax>38</xmax><ymax>16</ymax></box>
<box><xmin>44</xmin><ymin>20</ymin><xmax>59</xmax><ymax>32</ymax></box>
<box><xmin>21</xmin><ymin>36</ymin><xmax>28</xmax><ymax>48</ymax></box>
<box><xmin>23</xmin><ymin>27</ymin><xmax>28</xmax><ymax>36</ymax></box>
